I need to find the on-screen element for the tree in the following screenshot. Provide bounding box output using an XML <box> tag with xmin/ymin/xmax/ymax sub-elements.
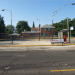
<box><xmin>32</xmin><ymin>21</ymin><xmax>35</xmax><ymax>28</ymax></box>
<box><xmin>16</xmin><ymin>21</ymin><xmax>31</xmax><ymax>34</ymax></box>
<box><xmin>53</xmin><ymin>18</ymin><xmax>75</xmax><ymax>36</ymax></box>
<box><xmin>5</xmin><ymin>25</ymin><xmax>15</xmax><ymax>34</ymax></box>
<box><xmin>53</xmin><ymin>18</ymin><xmax>68</xmax><ymax>35</ymax></box>
<box><xmin>0</xmin><ymin>15</ymin><xmax>5</xmax><ymax>33</ymax></box>
<box><xmin>69</xmin><ymin>18</ymin><xmax>75</xmax><ymax>36</ymax></box>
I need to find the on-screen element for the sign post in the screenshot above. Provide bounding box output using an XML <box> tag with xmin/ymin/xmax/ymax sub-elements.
<box><xmin>70</xmin><ymin>26</ymin><xmax>74</xmax><ymax>41</ymax></box>
<box><xmin>51</xmin><ymin>39</ymin><xmax>64</xmax><ymax>45</ymax></box>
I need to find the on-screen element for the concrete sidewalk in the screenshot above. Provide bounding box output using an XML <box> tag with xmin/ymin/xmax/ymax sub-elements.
<box><xmin>0</xmin><ymin>39</ymin><xmax>75</xmax><ymax>47</ymax></box>
<box><xmin>0</xmin><ymin>39</ymin><xmax>51</xmax><ymax>46</ymax></box>
<box><xmin>0</xmin><ymin>45</ymin><xmax>75</xmax><ymax>51</ymax></box>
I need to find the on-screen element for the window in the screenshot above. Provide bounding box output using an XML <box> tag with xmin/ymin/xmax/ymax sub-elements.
<box><xmin>48</xmin><ymin>28</ymin><xmax>50</xmax><ymax>31</ymax></box>
<box><xmin>44</xmin><ymin>28</ymin><xmax>46</xmax><ymax>31</ymax></box>
<box><xmin>30</xmin><ymin>33</ymin><xmax>35</xmax><ymax>35</ymax></box>
<box><xmin>43</xmin><ymin>33</ymin><xmax>46</xmax><ymax>35</ymax></box>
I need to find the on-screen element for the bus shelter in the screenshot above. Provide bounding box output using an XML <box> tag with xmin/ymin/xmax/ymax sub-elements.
<box><xmin>58</xmin><ymin>29</ymin><xmax>70</xmax><ymax>43</ymax></box>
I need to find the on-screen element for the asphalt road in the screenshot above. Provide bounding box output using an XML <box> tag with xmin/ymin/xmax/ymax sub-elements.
<box><xmin>0</xmin><ymin>48</ymin><xmax>75</xmax><ymax>75</ymax></box>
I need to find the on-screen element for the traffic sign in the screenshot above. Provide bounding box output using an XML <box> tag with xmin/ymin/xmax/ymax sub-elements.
<box><xmin>70</xmin><ymin>26</ymin><xmax>74</xmax><ymax>30</ymax></box>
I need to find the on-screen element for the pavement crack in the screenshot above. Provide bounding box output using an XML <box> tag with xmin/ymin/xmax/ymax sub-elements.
<box><xmin>4</xmin><ymin>66</ymin><xmax>10</xmax><ymax>71</ymax></box>
<box><xmin>0</xmin><ymin>71</ymin><xmax>5</xmax><ymax>75</ymax></box>
<box><xmin>45</xmin><ymin>50</ymin><xmax>63</xmax><ymax>75</ymax></box>
<box><xmin>9</xmin><ymin>57</ymin><xmax>19</xmax><ymax>66</ymax></box>
<box><xmin>0</xmin><ymin>56</ymin><xmax>19</xmax><ymax>75</ymax></box>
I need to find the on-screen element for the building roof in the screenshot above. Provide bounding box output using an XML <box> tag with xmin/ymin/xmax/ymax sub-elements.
<box><xmin>41</xmin><ymin>24</ymin><xmax>55</xmax><ymax>28</ymax></box>
<box><xmin>31</xmin><ymin>28</ymin><xmax>38</xmax><ymax>30</ymax></box>
<box><xmin>9</xmin><ymin>33</ymin><xmax>21</xmax><ymax>35</ymax></box>
<box><xmin>58</xmin><ymin>29</ymin><xmax>69</xmax><ymax>32</ymax></box>
<box><xmin>22</xmin><ymin>31</ymin><xmax>40</xmax><ymax>33</ymax></box>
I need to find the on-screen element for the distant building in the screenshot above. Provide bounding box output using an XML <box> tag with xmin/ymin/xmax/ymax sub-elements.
<box><xmin>31</xmin><ymin>28</ymin><xmax>39</xmax><ymax>31</ymax></box>
<box><xmin>9</xmin><ymin>33</ymin><xmax>21</xmax><ymax>36</ymax></box>
<box><xmin>22</xmin><ymin>24</ymin><xmax>55</xmax><ymax>36</ymax></box>
<box><xmin>22</xmin><ymin>31</ymin><xmax>40</xmax><ymax>36</ymax></box>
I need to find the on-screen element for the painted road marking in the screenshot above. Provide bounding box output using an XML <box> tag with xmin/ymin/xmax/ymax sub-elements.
<box><xmin>50</xmin><ymin>69</ymin><xmax>75</xmax><ymax>72</ymax></box>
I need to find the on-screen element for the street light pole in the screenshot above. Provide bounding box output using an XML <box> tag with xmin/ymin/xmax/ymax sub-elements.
<box><xmin>52</xmin><ymin>12</ymin><xmax>53</xmax><ymax>39</ymax></box>
<box><xmin>11</xmin><ymin>10</ymin><xmax>13</xmax><ymax>43</ymax></box>
<box><xmin>52</xmin><ymin>3</ymin><xmax>75</xmax><ymax>40</ymax></box>
<box><xmin>1</xmin><ymin>9</ymin><xmax>13</xmax><ymax>43</ymax></box>
<box><xmin>37</xmin><ymin>19</ymin><xmax>40</xmax><ymax>41</ymax></box>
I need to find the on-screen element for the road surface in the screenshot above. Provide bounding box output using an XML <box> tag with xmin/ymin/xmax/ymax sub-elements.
<box><xmin>0</xmin><ymin>46</ymin><xmax>75</xmax><ymax>75</ymax></box>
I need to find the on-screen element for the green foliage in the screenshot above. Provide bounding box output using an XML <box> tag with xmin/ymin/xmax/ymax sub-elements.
<box><xmin>0</xmin><ymin>15</ymin><xmax>5</xmax><ymax>33</ymax></box>
<box><xmin>6</xmin><ymin>30</ymin><xmax>11</xmax><ymax>34</ymax></box>
<box><xmin>5</xmin><ymin>25</ymin><xmax>14</xmax><ymax>34</ymax></box>
<box><xmin>16</xmin><ymin>21</ymin><xmax>31</xmax><ymax>34</ymax></box>
<box><xmin>53</xmin><ymin>19</ymin><xmax>68</xmax><ymax>35</ymax></box>
<box><xmin>53</xmin><ymin>18</ymin><xmax>75</xmax><ymax>36</ymax></box>
<box><xmin>32</xmin><ymin>21</ymin><xmax>35</xmax><ymax>28</ymax></box>
<box><xmin>69</xmin><ymin>18</ymin><xmax>75</xmax><ymax>36</ymax></box>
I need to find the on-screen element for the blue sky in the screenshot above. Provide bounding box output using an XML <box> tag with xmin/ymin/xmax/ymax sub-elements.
<box><xmin>0</xmin><ymin>0</ymin><xmax>75</xmax><ymax>28</ymax></box>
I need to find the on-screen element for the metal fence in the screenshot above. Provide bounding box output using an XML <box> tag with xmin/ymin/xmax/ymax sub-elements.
<box><xmin>0</xmin><ymin>34</ymin><xmax>58</xmax><ymax>41</ymax></box>
<box><xmin>22</xmin><ymin>35</ymin><xmax>58</xmax><ymax>38</ymax></box>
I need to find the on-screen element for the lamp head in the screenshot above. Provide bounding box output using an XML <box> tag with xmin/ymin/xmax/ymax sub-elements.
<box><xmin>37</xmin><ymin>19</ymin><xmax>39</xmax><ymax>20</ymax></box>
<box><xmin>1</xmin><ymin>9</ymin><xmax>5</xmax><ymax>11</ymax></box>
<box><xmin>72</xmin><ymin>3</ymin><xmax>75</xmax><ymax>5</ymax></box>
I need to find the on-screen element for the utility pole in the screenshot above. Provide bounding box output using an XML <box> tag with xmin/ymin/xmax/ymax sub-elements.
<box><xmin>67</xmin><ymin>17</ymin><xmax>69</xmax><ymax>38</ymax></box>
<box><xmin>67</xmin><ymin>17</ymin><xmax>71</xmax><ymax>43</ymax></box>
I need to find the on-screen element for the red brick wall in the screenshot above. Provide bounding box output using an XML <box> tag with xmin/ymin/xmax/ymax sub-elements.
<box><xmin>22</xmin><ymin>33</ymin><xmax>30</xmax><ymax>36</ymax></box>
<box><xmin>35</xmin><ymin>33</ymin><xmax>39</xmax><ymax>35</ymax></box>
<box><xmin>22</xmin><ymin>33</ymin><xmax>39</xmax><ymax>36</ymax></box>
<box><xmin>40</xmin><ymin>28</ymin><xmax>55</xmax><ymax>35</ymax></box>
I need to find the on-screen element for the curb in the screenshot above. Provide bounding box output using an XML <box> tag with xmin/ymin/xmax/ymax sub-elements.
<box><xmin>0</xmin><ymin>44</ymin><xmax>75</xmax><ymax>47</ymax></box>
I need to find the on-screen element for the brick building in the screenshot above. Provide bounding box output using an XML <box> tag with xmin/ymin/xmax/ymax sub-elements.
<box><xmin>22</xmin><ymin>31</ymin><xmax>40</xmax><ymax>36</ymax></box>
<box><xmin>22</xmin><ymin>24</ymin><xmax>55</xmax><ymax>36</ymax></box>
<box><xmin>40</xmin><ymin>24</ymin><xmax>55</xmax><ymax>35</ymax></box>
